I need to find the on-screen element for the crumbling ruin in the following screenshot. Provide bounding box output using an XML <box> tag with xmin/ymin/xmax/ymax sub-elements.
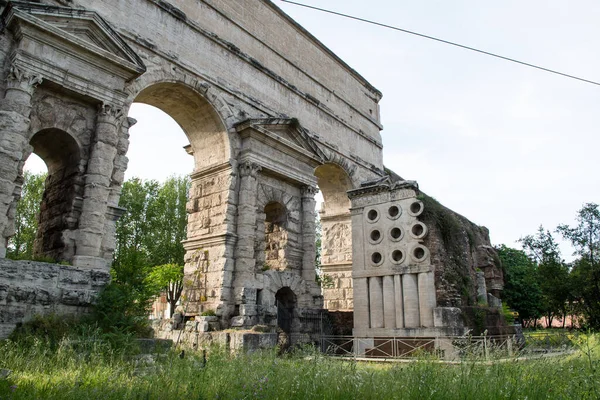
<box><xmin>0</xmin><ymin>0</ymin><xmax>504</xmax><ymax>342</ymax></box>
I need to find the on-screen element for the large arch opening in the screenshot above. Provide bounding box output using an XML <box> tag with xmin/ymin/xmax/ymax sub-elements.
<box><xmin>6</xmin><ymin>129</ymin><xmax>82</xmax><ymax>262</ymax></box>
<box><xmin>314</xmin><ymin>163</ymin><xmax>354</xmax><ymax>311</ymax></box>
<box><xmin>29</xmin><ymin>128</ymin><xmax>82</xmax><ymax>261</ymax></box>
<box><xmin>263</xmin><ymin>201</ymin><xmax>289</xmax><ymax>271</ymax></box>
<box><xmin>133</xmin><ymin>82</ymin><xmax>230</xmax><ymax>171</ymax></box>
<box><xmin>126</xmin><ymin>82</ymin><xmax>232</xmax><ymax>318</ymax></box>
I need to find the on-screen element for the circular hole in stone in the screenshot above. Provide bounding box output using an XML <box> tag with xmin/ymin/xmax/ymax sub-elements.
<box><xmin>392</xmin><ymin>250</ymin><xmax>403</xmax><ymax>262</ymax></box>
<box><xmin>391</xmin><ymin>227</ymin><xmax>402</xmax><ymax>239</ymax></box>
<box><xmin>412</xmin><ymin>223</ymin><xmax>424</xmax><ymax>237</ymax></box>
<box><xmin>370</xmin><ymin>229</ymin><xmax>381</xmax><ymax>242</ymax></box>
<box><xmin>413</xmin><ymin>247</ymin><xmax>425</xmax><ymax>260</ymax></box>
<box><xmin>367</xmin><ymin>209</ymin><xmax>378</xmax><ymax>221</ymax></box>
<box><xmin>371</xmin><ymin>252</ymin><xmax>382</xmax><ymax>265</ymax></box>
<box><xmin>410</xmin><ymin>201</ymin><xmax>423</xmax><ymax>215</ymax></box>
<box><xmin>388</xmin><ymin>205</ymin><xmax>400</xmax><ymax>218</ymax></box>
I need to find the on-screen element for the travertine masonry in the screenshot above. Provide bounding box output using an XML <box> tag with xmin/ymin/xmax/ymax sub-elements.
<box><xmin>0</xmin><ymin>0</ymin><xmax>503</xmax><ymax>339</ymax></box>
<box><xmin>0</xmin><ymin>258</ymin><xmax>110</xmax><ymax>338</ymax></box>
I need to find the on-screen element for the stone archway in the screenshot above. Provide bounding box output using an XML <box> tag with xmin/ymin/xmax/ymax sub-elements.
<box><xmin>127</xmin><ymin>81</ymin><xmax>236</xmax><ymax>317</ymax></box>
<box><xmin>314</xmin><ymin>163</ymin><xmax>354</xmax><ymax>311</ymax></box>
<box><xmin>28</xmin><ymin>128</ymin><xmax>83</xmax><ymax>262</ymax></box>
<box><xmin>275</xmin><ymin>286</ymin><xmax>296</xmax><ymax>334</ymax></box>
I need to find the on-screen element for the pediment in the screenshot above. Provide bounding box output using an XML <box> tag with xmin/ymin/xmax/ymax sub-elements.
<box><xmin>236</xmin><ymin>118</ymin><xmax>326</xmax><ymax>163</ymax></box>
<box><xmin>2</xmin><ymin>2</ymin><xmax>146</xmax><ymax>76</ymax></box>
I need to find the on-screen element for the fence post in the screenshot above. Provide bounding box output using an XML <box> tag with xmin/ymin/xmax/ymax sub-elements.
<box><xmin>484</xmin><ymin>335</ymin><xmax>489</xmax><ymax>360</ymax></box>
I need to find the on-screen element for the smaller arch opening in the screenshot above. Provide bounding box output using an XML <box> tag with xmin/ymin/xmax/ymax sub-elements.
<box><xmin>276</xmin><ymin>287</ymin><xmax>296</xmax><ymax>334</ymax></box>
<box><xmin>264</xmin><ymin>202</ymin><xmax>288</xmax><ymax>271</ymax></box>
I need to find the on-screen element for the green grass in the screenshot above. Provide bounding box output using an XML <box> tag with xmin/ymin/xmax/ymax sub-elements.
<box><xmin>0</xmin><ymin>335</ymin><xmax>598</xmax><ymax>399</ymax></box>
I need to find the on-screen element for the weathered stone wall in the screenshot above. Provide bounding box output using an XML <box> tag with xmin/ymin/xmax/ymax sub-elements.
<box><xmin>0</xmin><ymin>258</ymin><xmax>110</xmax><ymax>339</ymax></box>
<box><xmin>321</xmin><ymin>270</ymin><xmax>353</xmax><ymax>311</ymax></box>
<box><xmin>70</xmin><ymin>0</ymin><xmax>385</xmax><ymax>181</ymax></box>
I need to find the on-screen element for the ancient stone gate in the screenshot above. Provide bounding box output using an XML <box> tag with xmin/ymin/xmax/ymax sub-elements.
<box><xmin>0</xmin><ymin>0</ymin><xmax>503</xmax><ymax>338</ymax></box>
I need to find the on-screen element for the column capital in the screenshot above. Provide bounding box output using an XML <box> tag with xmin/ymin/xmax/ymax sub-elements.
<box><xmin>97</xmin><ymin>103</ymin><xmax>125</xmax><ymax>125</ymax></box>
<box><xmin>301</xmin><ymin>185</ymin><xmax>319</xmax><ymax>198</ymax></box>
<box><xmin>238</xmin><ymin>161</ymin><xmax>262</xmax><ymax>178</ymax></box>
<box><xmin>6</xmin><ymin>66</ymin><xmax>43</xmax><ymax>93</ymax></box>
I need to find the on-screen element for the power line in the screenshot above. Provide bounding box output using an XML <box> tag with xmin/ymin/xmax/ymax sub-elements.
<box><xmin>280</xmin><ymin>0</ymin><xmax>600</xmax><ymax>87</ymax></box>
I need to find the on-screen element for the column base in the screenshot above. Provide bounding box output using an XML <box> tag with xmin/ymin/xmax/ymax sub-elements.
<box><xmin>72</xmin><ymin>255</ymin><xmax>108</xmax><ymax>270</ymax></box>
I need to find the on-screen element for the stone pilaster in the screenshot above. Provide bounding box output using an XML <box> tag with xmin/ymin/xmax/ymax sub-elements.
<box><xmin>300</xmin><ymin>185</ymin><xmax>318</xmax><ymax>282</ymax></box>
<box><xmin>233</xmin><ymin>161</ymin><xmax>261</xmax><ymax>286</ymax></box>
<box><xmin>99</xmin><ymin>117</ymin><xmax>135</xmax><ymax>262</ymax></box>
<box><xmin>0</xmin><ymin>66</ymin><xmax>42</xmax><ymax>257</ymax></box>
<box><xmin>73</xmin><ymin>103</ymin><xmax>123</xmax><ymax>269</ymax></box>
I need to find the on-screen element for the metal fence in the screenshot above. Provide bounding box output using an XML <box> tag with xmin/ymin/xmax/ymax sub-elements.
<box><xmin>286</xmin><ymin>331</ymin><xmax>574</xmax><ymax>361</ymax></box>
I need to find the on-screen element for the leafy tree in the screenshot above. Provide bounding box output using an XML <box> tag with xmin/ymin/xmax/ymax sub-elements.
<box><xmin>519</xmin><ymin>226</ymin><xmax>561</xmax><ymax>265</ymax></box>
<box><xmin>145</xmin><ymin>176</ymin><xmax>189</xmax><ymax>267</ymax></box>
<box><xmin>7</xmin><ymin>171</ymin><xmax>46</xmax><ymax>260</ymax></box>
<box><xmin>557</xmin><ymin>203</ymin><xmax>600</xmax><ymax>268</ymax></box>
<box><xmin>496</xmin><ymin>245</ymin><xmax>543</xmax><ymax>327</ymax></box>
<box><xmin>108</xmin><ymin>176</ymin><xmax>189</xmax><ymax>328</ymax></box>
<box><xmin>557</xmin><ymin>203</ymin><xmax>600</xmax><ymax>329</ymax></box>
<box><xmin>146</xmin><ymin>263</ymin><xmax>184</xmax><ymax>317</ymax></box>
<box><xmin>519</xmin><ymin>227</ymin><xmax>570</xmax><ymax>326</ymax></box>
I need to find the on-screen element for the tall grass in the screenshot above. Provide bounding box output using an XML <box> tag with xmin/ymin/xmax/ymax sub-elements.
<box><xmin>0</xmin><ymin>334</ymin><xmax>598</xmax><ymax>399</ymax></box>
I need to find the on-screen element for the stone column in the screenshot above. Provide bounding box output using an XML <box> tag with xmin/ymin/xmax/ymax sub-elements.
<box><xmin>0</xmin><ymin>66</ymin><xmax>42</xmax><ymax>257</ymax></box>
<box><xmin>418</xmin><ymin>272</ymin><xmax>436</xmax><ymax>327</ymax></box>
<box><xmin>394</xmin><ymin>274</ymin><xmax>404</xmax><ymax>328</ymax></box>
<box><xmin>353</xmin><ymin>277</ymin><xmax>369</xmax><ymax>332</ymax></box>
<box><xmin>369</xmin><ymin>276</ymin><xmax>384</xmax><ymax>329</ymax></box>
<box><xmin>99</xmin><ymin>117</ymin><xmax>135</xmax><ymax>262</ymax></box>
<box><xmin>233</xmin><ymin>161</ymin><xmax>261</xmax><ymax>285</ymax></box>
<box><xmin>402</xmin><ymin>273</ymin><xmax>420</xmax><ymax>328</ymax></box>
<box><xmin>73</xmin><ymin>104</ymin><xmax>123</xmax><ymax>269</ymax></box>
<box><xmin>383</xmin><ymin>275</ymin><xmax>396</xmax><ymax>329</ymax></box>
<box><xmin>301</xmin><ymin>185</ymin><xmax>318</xmax><ymax>282</ymax></box>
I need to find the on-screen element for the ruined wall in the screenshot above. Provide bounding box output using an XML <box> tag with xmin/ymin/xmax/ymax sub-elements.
<box><xmin>417</xmin><ymin>194</ymin><xmax>504</xmax><ymax>308</ymax></box>
<box><xmin>0</xmin><ymin>258</ymin><xmax>110</xmax><ymax>339</ymax></box>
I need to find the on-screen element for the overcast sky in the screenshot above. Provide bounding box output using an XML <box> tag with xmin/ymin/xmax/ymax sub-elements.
<box><xmin>26</xmin><ymin>0</ymin><xmax>599</xmax><ymax>260</ymax></box>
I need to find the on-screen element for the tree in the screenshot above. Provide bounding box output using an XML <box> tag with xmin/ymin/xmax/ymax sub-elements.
<box><xmin>146</xmin><ymin>263</ymin><xmax>184</xmax><ymax>317</ymax></box>
<box><xmin>496</xmin><ymin>245</ymin><xmax>543</xmax><ymax>327</ymax></box>
<box><xmin>7</xmin><ymin>171</ymin><xmax>46</xmax><ymax>260</ymax></box>
<box><xmin>557</xmin><ymin>203</ymin><xmax>600</xmax><ymax>268</ymax></box>
<box><xmin>557</xmin><ymin>203</ymin><xmax>600</xmax><ymax>329</ymax></box>
<box><xmin>519</xmin><ymin>226</ymin><xmax>570</xmax><ymax>326</ymax></box>
<box><xmin>145</xmin><ymin>176</ymin><xmax>189</xmax><ymax>267</ymax></box>
<box><xmin>109</xmin><ymin>176</ymin><xmax>190</xmax><ymax>326</ymax></box>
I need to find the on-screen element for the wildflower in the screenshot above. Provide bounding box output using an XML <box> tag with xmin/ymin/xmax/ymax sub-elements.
<box><xmin>10</xmin><ymin>384</ymin><xmax>17</xmax><ymax>392</ymax></box>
